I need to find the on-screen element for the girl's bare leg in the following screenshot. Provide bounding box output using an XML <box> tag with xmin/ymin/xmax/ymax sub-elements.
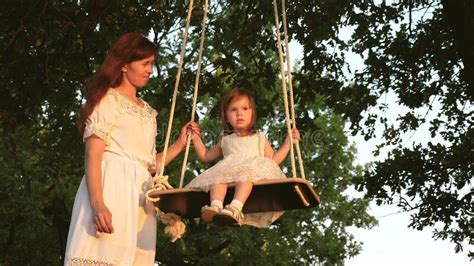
<box><xmin>202</xmin><ymin>183</ymin><xmax>228</xmax><ymax>223</ymax></box>
<box><xmin>210</xmin><ymin>183</ymin><xmax>228</xmax><ymax>203</ymax></box>
<box><xmin>213</xmin><ymin>182</ymin><xmax>253</xmax><ymax>225</ymax></box>
<box><xmin>233</xmin><ymin>181</ymin><xmax>253</xmax><ymax>204</ymax></box>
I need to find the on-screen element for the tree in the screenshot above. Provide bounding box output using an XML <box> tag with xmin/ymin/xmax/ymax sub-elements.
<box><xmin>340</xmin><ymin>1</ymin><xmax>473</xmax><ymax>258</ymax></box>
<box><xmin>284</xmin><ymin>0</ymin><xmax>472</xmax><ymax>258</ymax></box>
<box><xmin>158</xmin><ymin>0</ymin><xmax>474</xmax><ymax>260</ymax></box>
<box><xmin>0</xmin><ymin>0</ymin><xmax>376</xmax><ymax>264</ymax></box>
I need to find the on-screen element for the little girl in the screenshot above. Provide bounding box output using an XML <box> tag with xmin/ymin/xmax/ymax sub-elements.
<box><xmin>186</xmin><ymin>88</ymin><xmax>299</xmax><ymax>227</ymax></box>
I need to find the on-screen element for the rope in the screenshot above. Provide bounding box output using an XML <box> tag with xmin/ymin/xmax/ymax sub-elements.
<box><xmin>281</xmin><ymin>0</ymin><xmax>306</xmax><ymax>179</ymax></box>
<box><xmin>145</xmin><ymin>175</ymin><xmax>173</xmax><ymax>203</ymax></box>
<box><xmin>161</xmin><ymin>213</ymin><xmax>186</xmax><ymax>242</ymax></box>
<box><xmin>144</xmin><ymin>174</ymin><xmax>184</xmax><ymax>242</ymax></box>
<box><xmin>179</xmin><ymin>0</ymin><xmax>209</xmax><ymax>188</ymax></box>
<box><xmin>145</xmin><ymin>0</ymin><xmax>195</xmax><ymax>243</ymax></box>
<box><xmin>273</xmin><ymin>0</ymin><xmax>297</xmax><ymax>178</ymax></box>
<box><xmin>157</xmin><ymin>0</ymin><xmax>194</xmax><ymax>178</ymax></box>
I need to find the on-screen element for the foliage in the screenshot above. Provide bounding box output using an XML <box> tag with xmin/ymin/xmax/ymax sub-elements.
<box><xmin>335</xmin><ymin>1</ymin><xmax>473</xmax><ymax>258</ymax></box>
<box><xmin>2</xmin><ymin>0</ymin><xmax>472</xmax><ymax>264</ymax></box>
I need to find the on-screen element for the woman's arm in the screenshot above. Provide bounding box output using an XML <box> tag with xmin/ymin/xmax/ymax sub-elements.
<box><xmin>155</xmin><ymin>141</ymin><xmax>185</xmax><ymax>167</ymax></box>
<box><xmin>155</xmin><ymin>122</ymin><xmax>190</xmax><ymax>167</ymax></box>
<box><xmin>85</xmin><ymin>136</ymin><xmax>114</xmax><ymax>234</ymax></box>
<box><xmin>155</xmin><ymin>122</ymin><xmax>205</xmax><ymax>167</ymax></box>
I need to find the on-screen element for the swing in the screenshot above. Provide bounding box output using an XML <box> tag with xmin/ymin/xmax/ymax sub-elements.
<box><xmin>146</xmin><ymin>0</ymin><xmax>319</xmax><ymax>220</ymax></box>
<box><xmin>148</xmin><ymin>178</ymin><xmax>319</xmax><ymax>219</ymax></box>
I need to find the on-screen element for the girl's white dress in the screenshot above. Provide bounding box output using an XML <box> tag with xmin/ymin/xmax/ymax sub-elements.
<box><xmin>65</xmin><ymin>89</ymin><xmax>158</xmax><ymax>265</ymax></box>
<box><xmin>186</xmin><ymin>132</ymin><xmax>286</xmax><ymax>227</ymax></box>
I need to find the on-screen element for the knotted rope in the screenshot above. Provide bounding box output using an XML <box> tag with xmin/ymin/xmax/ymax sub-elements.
<box><xmin>145</xmin><ymin>0</ymin><xmax>198</xmax><ymax>242</ymax></box>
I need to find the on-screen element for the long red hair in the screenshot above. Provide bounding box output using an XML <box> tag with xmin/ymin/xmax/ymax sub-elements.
<box><xmin>220</xmin><ymin>88</ymin><xmax>257</xmax><ymax>135</ymax></box>
<box><xmin>77</xmin><ymin>33</ymin><xmax>158</xmax><ymax>133</ymax></box>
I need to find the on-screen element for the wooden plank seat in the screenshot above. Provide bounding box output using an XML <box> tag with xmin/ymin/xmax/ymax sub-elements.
<box><xmin>147</xmin><ymin>178</ymin><xmax>320</xmax><ymax>219</ymax></box>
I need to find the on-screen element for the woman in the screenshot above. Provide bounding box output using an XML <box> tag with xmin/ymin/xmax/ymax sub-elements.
<box><xmin>65</xmin><ymin>33</ymin><xmax>192</xmax><ymax>265</ymax></box>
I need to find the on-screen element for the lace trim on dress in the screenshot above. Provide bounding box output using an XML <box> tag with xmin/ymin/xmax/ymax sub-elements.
<box><xmin>83</xmin><ymin>122</ymin><xmax>113</xmax><ymax>145</ymax></box>
<box><xmin>108</xmin><ymin>89</ymin><xmax>157</xmax><ymax>120</ymax></box>
<box><xmin>66</xmin><ymin>257</ymin><xmax>115</xmax><ymax>266</ymax></box>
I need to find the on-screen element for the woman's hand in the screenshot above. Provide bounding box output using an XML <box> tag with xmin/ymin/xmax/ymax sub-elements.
<box><xmin>156</xmin><ymin>122</ymin><xmax>202</xmax><ymax>167</ymax></box>
<box><xmin>92</xmin><ymin>202</ymin><xmax>114</xmax><ymax>234</ymax></box>
<box><xmin>179</xmin><ymin>122</ymin><xmax>201</xmax><ymax>146</ymax></box>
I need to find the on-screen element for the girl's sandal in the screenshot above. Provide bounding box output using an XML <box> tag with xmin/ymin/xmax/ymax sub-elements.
<box><xmin>213</xmin><ymin>205</ymin><xmax>243</xmax><ymax>227</ymax></box>
<box><xmin>201</xmin><ymin>205</ymin><xmax>221</xmax><ymax>223</ymax></box>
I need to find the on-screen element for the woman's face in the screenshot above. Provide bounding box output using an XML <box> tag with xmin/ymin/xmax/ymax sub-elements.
<box><xmin>122</xmin><ymin>55</ymin><xmax>155</xmax><ymax>89</ymax></box>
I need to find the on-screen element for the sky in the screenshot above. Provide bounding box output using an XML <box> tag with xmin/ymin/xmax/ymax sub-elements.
<box><xmin>345</xmin><ymin>132</ymin><xmax>471</xmax><ymax>266</ymax></box>
<box><xmin>288</xmin><ymin>33</ymin><xmax>471</xmax><ymax>266</ymax></box>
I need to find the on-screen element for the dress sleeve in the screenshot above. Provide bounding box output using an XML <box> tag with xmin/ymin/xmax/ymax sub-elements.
<box><xmin>83</xmin><ymin>94</ymin><xmax>117</xmax><ymax>145</ymax></box>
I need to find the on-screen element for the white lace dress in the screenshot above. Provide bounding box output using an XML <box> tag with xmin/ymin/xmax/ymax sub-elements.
<box><xmin>65</xmin><ymin>89</ymin><xmax>158</xmax><ymax>265</ymax></box>
<box><xmin>186</xmin><ymin>132</ymin><xmax>286</xmax><ymax>227</ymax></box>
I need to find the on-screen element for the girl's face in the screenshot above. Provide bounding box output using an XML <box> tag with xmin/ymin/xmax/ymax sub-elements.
<box><xmin>226</xmin><ymin>96</ymin><xmax>253</xmax><ymax>134</ymax></box>
<box><xmin>122</xmin><ymin>55</ymin><xmax>155</xmax><ymax>89</ymax></box>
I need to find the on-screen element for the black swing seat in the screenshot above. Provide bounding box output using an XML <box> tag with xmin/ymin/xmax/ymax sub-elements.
<box><xmin>147</xmin><ymin>178</ymin><xmax>320</xmax><ymax>219</ymax></box>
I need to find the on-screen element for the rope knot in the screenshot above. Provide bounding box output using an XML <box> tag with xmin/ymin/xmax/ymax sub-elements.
<box><xmin>145</xmin><ymin>175</ymin><xmax>173</xmax><ymax>203</ymax></box>
<box><xmin>144</xmin><ymin>175</ymin><xmax>186</xmax><ymax>242</ymax></box>
<box><xmin>161</xmin><ymin>213</ymin><xmax>186</xmax><ymax>242</ymax></box>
